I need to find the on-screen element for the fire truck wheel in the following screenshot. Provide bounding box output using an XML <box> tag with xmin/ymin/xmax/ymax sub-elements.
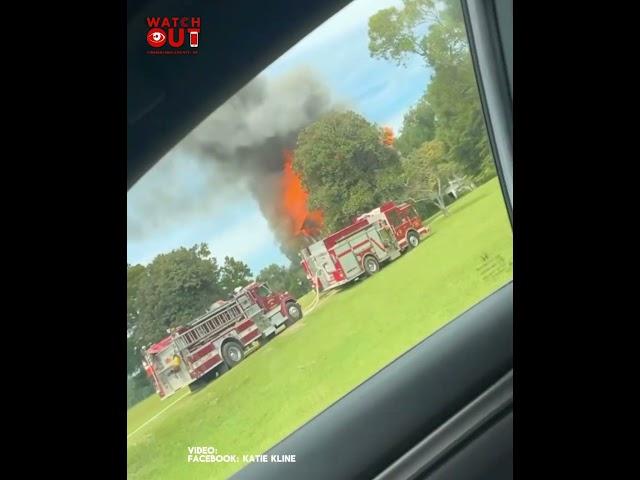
<box><xmin>285</xmin><ymin>302</ymin><xmax>303</xmax><ymax>326</ymax></box>
<box><xmin>407</xmin><ymin>231</ymin><xmax>420</xmax><ymax>249</ymax></box>
<box><xmin>363</xmin><ymin>255</ymin><xmax>380</xmax><ymax>276</ymax></box>
<box><xmin>221</xmin><ymin>341</ymin><xmax>244</xmax><ymax>368</ymax></box>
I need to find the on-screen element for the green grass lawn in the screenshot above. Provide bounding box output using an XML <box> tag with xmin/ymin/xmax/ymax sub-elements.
<box><xmin>127</xmin><ymin>178</ymin><xmax>512</xmax><ymax>480</ymax></box>
<box><xmin>295</xmin><ymin>290</ymin><xmax>316</xmax><ymax>311</ymax></box>
<box><xmin>128</xmin><ymin>388</ymin><xmax>190</xmax><ymax>437</ymax></box>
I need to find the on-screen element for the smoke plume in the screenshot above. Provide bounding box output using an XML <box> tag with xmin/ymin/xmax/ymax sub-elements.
<box><xmin>181</xmin><ymin>67</ymin><xmax>335</xmax><ymax>260</ymax></box>
<box><xmin>128</xmin><ymin>68</ymin><xmax>336</xmax><ymax>261</ymax></box>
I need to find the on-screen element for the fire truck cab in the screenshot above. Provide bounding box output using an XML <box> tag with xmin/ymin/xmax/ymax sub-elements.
<box><xmin>231</xmin><ymin>281</ymin><xmax>303</xmax><ymax>339</ymax></box>
<box><xmin>299</xmin><ymin>201</ymin><xmax>430</xmax><ymax>292</ymax></box>
<box><xmin>358</xmin><ymin>201</ymin><xmax>429</xmax><ymax>251</ymax></box>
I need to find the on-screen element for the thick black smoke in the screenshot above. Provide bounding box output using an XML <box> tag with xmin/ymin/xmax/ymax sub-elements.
<box><xmin>182</xmin><ymin>68</ymin><xmax>335</xmax><ymax>260</ymax></box>
<box><xmin>128</xmin><ymin>68</ymin><xmax>336</xmax><ymax>262</ymax></box>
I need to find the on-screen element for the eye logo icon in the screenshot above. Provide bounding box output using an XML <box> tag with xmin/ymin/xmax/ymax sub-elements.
<box><xmin>147</xmin><ymin>28</ymin><xmax>167</xmax><ymax>47</ymax></box>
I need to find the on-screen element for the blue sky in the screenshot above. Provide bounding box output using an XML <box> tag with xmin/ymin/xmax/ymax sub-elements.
<box><xmin>127</xmin><ymin>0</ymin><xmax>433</xmax><ymax>274</ymax></box>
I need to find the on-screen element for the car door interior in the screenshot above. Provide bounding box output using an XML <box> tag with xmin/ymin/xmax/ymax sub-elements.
<box><xmin>127</xmin><ymin>0</ymin><xmax>513</xmax><ymax>479</ymax></box>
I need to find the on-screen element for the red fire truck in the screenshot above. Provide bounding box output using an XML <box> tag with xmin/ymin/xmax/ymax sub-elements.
<box><xmin>232</xmin><ymin>281</ymin><xmax>303</xmax><ymax>338</ymax></box>
<box><xmin>299</xmin><ymin>201</ymin><xmax>430</xmax><ymax>292</ymax></box>
<box><xmin>141</xmin><ymin>282</ymin><xmax>302</xmax><ymax>399</ymax></box>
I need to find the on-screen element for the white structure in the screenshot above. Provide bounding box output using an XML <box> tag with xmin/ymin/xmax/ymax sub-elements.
<box><xmin>445</xmin><ymin>175</ymin><xmax>476</xmax><ymax>200</ymax></box>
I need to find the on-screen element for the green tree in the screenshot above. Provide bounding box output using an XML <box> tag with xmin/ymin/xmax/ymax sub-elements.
<box><xmin>256</xmin><ymin>264</ymin><xmax>288</xmax><ymax>293</ymax></box>
<box><xmin>133</xmin><ymin>243</ymin><xmax>223</xmax><ymax>346</ymax></box>
<box><xmin>395</xmin><ymin>96</ymin><xmax>436</xmax><ymax>156</ymax></box>
<box><xmin>127</xmin><ymin>335</ymin><xmax>141</xmax><ymax>375</ymax></box>
<box><xmin>127</xmin><ymin>371</ymin><xmax>155</xmax><ymax>408</ymax></box>
<box><xmin>127</xmin><ymin>331</ymin><xmax>155</xmax><ymax>407</ymax></box>
<box><xmin>257</xmin><ymin>263</ymin><xmax>311</xmax><ymax>299</ymax></box>
<box><xmin>294</xmin><ymin>110</ymin><xmax>405</xmax><ymax>232</ymax></box>
<box><xmin>368</xmin><ymin>0</ymin><xmax>494</xmax><ymax>180</ymax></box>
<box><xmin>368</xmin><ymin>0</ymin><xmax>447</xmax><ymax>66</ymax></box>
<box><xmin>285</xmin><ymin>263</ymin><xmax>312</xmax><ymax>298</ymax></box>
<box><xmin>220</xmin><ymin>256</ymin><xmax>253</xmax><ymax>296</ymax></box>
<box><xmin>403</xmin><ymin>140</ymin><xmax>459</xmax><ymax>215</ymax></box>
<box><xmin>127</xmin><ymin>263</ymin><xmax>146</xmax><ymax>331</ymax></box>
<box><xmin>127</xmin><ymin>263</ymin><xmax>152</xmax><ymax>406</ymax></box>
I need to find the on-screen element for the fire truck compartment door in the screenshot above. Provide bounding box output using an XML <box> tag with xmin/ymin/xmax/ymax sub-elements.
<box><xmin>377</xmin><ymin>228</ymin><xmax>400</xmax><ymax>259</ymax></box>
<box><xmin>164</xmin><ymin>365</ymin><xmax>191</xmax><ymax>392</ymax></box>
<box><xmin>305</xmin><ymin>254</ymin><xmax>330</xmax><ymax>289</ymax></box>
<box><xmin>335</xmin><ymin>245</ymin><xmax>360</xmax><ymax>275</ymax></box>
<box><xmin>266</xmin><ymin>306</ymin><xmax>287</xmax><ymax>327</ymax></box>
<box><xmin>240</xmin><ymin>301</ymin><xmax>262</xmax><ymax>320</ymax></box>
<box><xmin>156</xmin><ymin>362</ymin><xmax>191</xmax><ymax>396</ymax></box>
<box><xmin>237</xmin><ymin>293</ymin><xmax>261</xmax><ymax>319</ymax></box>
<box><xmin>369</xmin><ymin>230</ymin><xmax>388</xmax><ymax>257</ymax></box>
<box><xmin>377</xmin><ymin>227</ymin><xmax>393</xmax><ymax>248</ymax></box>
<box><xmin>314</xmin><ymin>253</ymin><xmax>335</xmax><ymax>284</ymax></box>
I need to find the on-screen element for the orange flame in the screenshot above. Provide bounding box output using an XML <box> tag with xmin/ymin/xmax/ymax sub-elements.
<box><xmin>281</xmin><ymin>149</ymin><xmax>324</xmax><ymax>238</ymax></box>
<box><xmin>382</xmin><ymin>126</ymin><xmax>395</xmax><ymax>146</ymax></box>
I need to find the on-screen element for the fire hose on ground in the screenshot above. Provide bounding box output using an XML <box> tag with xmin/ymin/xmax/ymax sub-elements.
<box><xmin>303</xmin><ymin>270</ymin><xmax>323</xmax><ymax>315</ymax></box>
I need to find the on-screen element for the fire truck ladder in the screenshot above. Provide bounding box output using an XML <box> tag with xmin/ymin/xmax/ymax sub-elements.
<box><xmin>173</xmin><ymin>304</ymin><xmax>245</xmax><ymax>352</ymax></box>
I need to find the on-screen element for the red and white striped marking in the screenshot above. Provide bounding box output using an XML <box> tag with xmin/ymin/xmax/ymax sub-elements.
<box><xmin>240</xmin><ymin>324</ymin><xmax>260</xmax><ymax>345</ymax></box>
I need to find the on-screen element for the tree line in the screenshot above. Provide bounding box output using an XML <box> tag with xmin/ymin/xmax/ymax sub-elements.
<box><xmin>292</xmin><ymin>0</ymin><xmax>495</xmax><ymax>231</ymax></box>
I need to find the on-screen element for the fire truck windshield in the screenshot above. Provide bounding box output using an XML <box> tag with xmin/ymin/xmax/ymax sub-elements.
<box><xmin>387</xmin><ymin>211</ymin><xmax>401</xmax><ymax>227</ymax></box>
<box><xmin>257</xmin><ymin>284</ymin><xmax>272</xmax><ymax>297</ymax></box>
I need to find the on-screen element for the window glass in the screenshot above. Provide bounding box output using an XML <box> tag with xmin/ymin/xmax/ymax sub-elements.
<box><xmin>257</xmin><ymin>285</ymin><xmax>271</xmax><ymax>297</ymax></box>
<box><xmin>236</xmin><ymin>294</ymin><xmax>252</xmax><ymax>310</ymax></box>
<box><xmin>127</xmin><ymin>1</ymin><xmax>512</xmax><ymax>479</ymax></box>
<box><xmin>387</xmin><ymin>211</ymin><xmax>401</xmax><ymax>227</ymax></box>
